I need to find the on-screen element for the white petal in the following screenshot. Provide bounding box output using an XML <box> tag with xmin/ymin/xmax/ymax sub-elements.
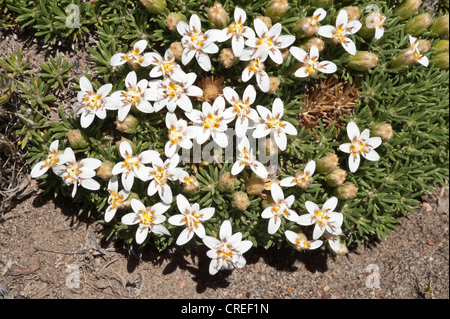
<box><xmin>256</xmin><ymin>71</ymin><xmax>270</xmax><ymax>93</ymax></box>
<box><xmin>312</xmin><ymin>225</ymin><xmax>325</xmax><ymax>240</ymax></box>
<box><xmin>274</xmin><ymin>131</ymin><xmax>287</xmax><ymax>151</ymax></box>
<box><xmin>270</xmin><ymin>183</ymin><xmax>284</xmax><ymax>203</ymax></box>
<box><xmin>417</xmin><ymin>55</ymin><xmax>429</xmax><ymax>67</ymax></box>
<box><xmin>80</xmin><ymin>111</ymin><xmax>95</xmax><ymax>128</ymax></box>
<box><xmin>176</xmin><ymin>194</ymin><xmax>191</xmax><ymax>213</ymax></box>
<box><xmin>295</xmin><ymin>67</ymin><xmax>310</xmax><ymax>78</ymax></box>
<box><xmin>348</xmin><ymin>153</ymin><xmax>361</xmax><ymax>173</ymax></box>
<box><xmin>368</xmin><ymin>136</ymin><xmax>382</xmax><ymax>149</ymax></box>
<box><xmin>219</xmin><ymin>220</ymin><xmax>232</xmax><ymax>240</ymax></box>
<box><xmin>339</xmin><ymin>143</ymin><xmax>352</xmax><ymax>154</ymax></box>
<box><xmin>122</xmin><ymin>172</ymin><xmax>135</xmax><ymax>191</ymax></box>
<box><xmin>133</xmin><ymin>40</ymin><xmax>147</xmax><ymax>54</ymax></box>
<box><xmin>363</xmin><ymin>149</ymin><xmax>380</xmax><ymax>161</ymax></box>
<box><xmin>250</xmin><ymin>161</ymin><xmax>268</xmax><ymax>179</ymax></box>
<box><xmin>121</xmin><ymin>212</ymin><xmax>139</xmax><ymax>225</ymax></box>
<box><xmin>231</xmin><ymin>161</ymin><xmax>245</xmax><ymax>176</ymax></box>
<box><xmin>335</xmin><ymin>10</ymin><xmax>348</xmax><ymax>28</ymax></box>
<box><xmin>309</xmin><ymin>239</ymin><xmax>323</xmax><ymax>250</ymax></box>
<box><xmin>189</xmin><ymin>14</ymin><xmax>202</xmax><ymax>33</ymax></box>
<box><xmin>342</xmin><ymin>38</ymin><xmax>357</xmax><ymax>56</ymax></box>
<box><xmin>80</xmin><ymin>178</ymin><xmax>100</xmax><ymax>191</ymax></box>
<box><xmin>79</xmin><ymin>76</ymin><xmax>93</xmax><ymax>92</ymax></box>
<box><xmin>323</xmin><ymin>196</ymin><xmax>338</xmax><ymax>212</ymax></box>
<box><xmin>119</xmin><ymin>140</ymin><xmax>133</xmax><ymax>159</ymax></box>
<box><xmin>268</xmin><ymin>217</ymin><xmax>281</xmax><ymax>234</ymax></box>
<box><xmin>110</xmin><ymin>53</ymin><xmax>126</xmax><ymax>66</ymax></box>
<box><xmin>313</xmin><ymin>8</ymin><xmax>327</xmax><ymax>22</ymax></box>
<box><xmin>104</xmin><ymin>206</ymin><xmax>117</xmax><ymax>223</ymax></box>
<box><xmin>140</xmin><ymin>150</ymin><xmax>160</xmax><ymax>164</ymax></box>
<box><xmin>290</xmin><ymin>46</ymin><xmax>307</xmax><ymax>62</ymax></box>
<box><xmin>268</xmin><ymin>48</ymin><xmax>283</xmax><ymax>65</ymax></box>
<box><xmin>135</xmin><ymin>227</ymin><xmax>149</xmax><ymax>244</ymax></box>
<box><xmin>304</xmin><ymin>160</ymin><xmax>316</xmax><ymax>175</ymax></box>
<box><xmin>374</xmin><ymin>27</ymin><xmax>384</xmax><ymax>39</ymax></box>
<box><xmin>253</xmin><ymin>18</ymin><xmax>268</xmax><ymax>37</ymax></box>
<box><xmin>318</xmin><ymin>61</ymin><xmax>337</xmax><ymax>74</ymax></box>
<box><xmin>182</xmin><ymin>48</ymin><xmax>196</xmax><ymax>65</ymax></box>
<box><xmin>196</xmin><ymin>53</ymin><xmax>212</xmax><ymax>71</ymax></box>
<box><xmin>346</xmin><ymin>121</ymin><xmax>360</xmax><ymax>141</ymax></box>
<box><xmin>346</xmin><ymin>20</ymin><xmax>362</xmax><ymax>34</ymax></box>
<box><xmin>280</xmin><ymin>176</ymin><xmax>296</xmax><ymax>187</ymax></box>
<box><xmin>305</xmin><ymin>201</ymin><xmax>319</xmax><ymax>215</ymax></box>
<box><xmin>213</xmin><ymin>132</ymin><xmax>228</xmax><ymax>148</ymax></box>
<box><xmin>317</xmin><ymin>25</ymin><xmax>335</xmax><ymax>38</ymax></box>
<box><xmin>31</xmin><ymin>162</ymin><xmax>49</xmax><ymax>178</ymax></box>
<box><xmin>297</xmin><ymin>213</ymin><xmax>314</xmax><ymax>226</ymax></box>
<box><xmin>176</xmin><ymin>228</ymin><xmax>194</xmax><ymax>245</ymax></box>
<box><xmin>232</xmin><ymin>35</ymin><xmax>245</xmax><ymax>57</ymax></box>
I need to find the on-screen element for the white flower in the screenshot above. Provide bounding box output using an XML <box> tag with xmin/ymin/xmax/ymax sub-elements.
<box><xmin>106</xmin><ymin>71</ymin><xmax>154</xmax><ymax>122</ymax></box>
<box><xmin>73</xmin><ymin>76</ymin><xmax>112</xmax><ymax>128</ymax></box>
<box><xmin>177</xmin><ymin>14</ymin><xmax>220</xmax><ymax>71</ymax></box>
<box><xmin>147</xmin><ymin>154</ymin><xmax>187</xmax><ymax>204</ymax></box>
<box><xmin>311</xmin><ymin>8</ymin><xmax>327</xmax><ymax>26</ymax></box>
<box><xmin>30</xmin><ymin>140</ymin><xmax>68</xmax><ymax>178</ymax></box>
<box><xmin>222</xmin><ymin>85</ymin><xmax>260</xmax><ymax>137</ymax></box>
<box><xmin>217</xmin><ymin>7</ymin><xmax>255</xmax><ymax>57</ymax></box>
<box><xmin>365</xmin><ymin>12</ymin><xmax>386</xmax><ymax>40</ymax></box>
<box><xmin>318</xmin><ymin>9</ymin><xmax>362</xmax><ymax>55</ymax></box>
<box><xmin>53</xmin><ymin>147</ymin><xmax>101</xmax><ymax>198</ymax></box>
<box><xmin>406</xmin><ymin>35</ymin><xmax>429</xmax><ymax>67</ymax></box>
<box><xmin>121</xmin><ymin>198</ymin><xmax>170</xmax><ymax>245</ymax></box>
<box><xmin>252</xmin><ymin>98</ymin><xmax>298</xmax><ymax>151</ymax></box>
<box><xmin>289</xmin><ymin>45</ymin><xmax>337</xmax><ymax>78</ymax></box>
<box><xmin>245</xmin><ymin>18</ymin><xmax>295</xmax><ymax>64</ymax></box>
<box><xmin>280</xmin><ymin>160</ymin><xmax>316</xmax><ymax>188</ymax></box>
<box><xmin>323</xmin><ymin>232</ymin><xmax>342</xmax><ymax>253</ymax></box>
<box><xmin>164</xmin><ymin>112</ymin><xmax>197</xmax><ymax>158</ymax></box>
<box><xmin>147</xmin><ymin>49</ymin><xmax>186</xmax><ymax>82</ymax></box>
<box><xmin>148</xmin><ymin>72</ymin><xmax>203</xmax><ymax>113</ymax></box>
<box><xmin>185</xmin><ymin>97</ymin><xmax>234</xmax><ymax>148</ymax></box>
<box><xmin>110</xmin><ymin>40</ymin><xmax>152</xmax><ymax>67</ymax></box>
<box><xmin>338</xmin><ymin>121</ymin><xmax>382</xmax><ymax>173</ymax></box>
<box><xmin>231</xmin><ymin>135</ymin><xmax>268</xmax><ymax>179</ymax></box>
<box><xmin>202</xmin><ymin>220</ymin><xmax>253</xmax><ymax>275</ymax></box>
<box><xmin>240</xmin><ymin>57</ymin><xmax>270</xmax><ymax>93</ymax></box>
<box><xmin>112</xmin><ymin>140</ymin><xmax>160</xmax><ymax>191</ymax></box>
<box><xmin>104</xmin><ymin>175</ymin><xmax>131</xmax><ymax>223</ymax></box>
<box><xmin>285</xmin><ymin>230</ymin><xmax>323</xmax><ymax>251</ymax></box>
<box><xmin>297</xmin><ymin>197</ymin><xmax>343</xmax><ymax>240</ymax></box>
<box><xmin>261</xmin><ymin>183</ymin><xmax>299</xmax><ymax>234</ymax></box>
<box><xmin>168</xmin><ymin>194</ymin><xmax>215</xmax><ymax>245</ymax></box>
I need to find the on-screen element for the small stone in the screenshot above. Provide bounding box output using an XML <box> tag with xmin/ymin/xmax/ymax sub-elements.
<box><xmin>323</xmin><ymin>285</ymin><xmax>330</xmax><ymax>292</ymax></box>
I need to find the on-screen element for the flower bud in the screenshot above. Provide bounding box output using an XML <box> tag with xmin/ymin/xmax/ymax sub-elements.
<box><xmin>140</xmin><ymin>0</ymin><xmax>167</xmax><ymax>14</ymax></box>
<box><xmin>325</xmin><ymin>168</ymin><xmax>347</xmax><ymax>187</ymax></box>
<box><xmin>256</xmin><ymin>15</ymin><xmax>272</xmax><ymax>29</ymax></box>
<box><xmin>219</xmin><ymin>48</ymin><xmax>239</xmax><ymax>68</ymax></box>
<box><xmin>232</xmin><ymin>191</ymin><xmax>251</xmax><ymax>210</ymax></box>
<box><xmin>268</xmin><ymin>76</ymin><xmax>281</xmax><ymax>94</ymax></box>
<box><xmin>429</xmin><ymin>14</ymin><xmax>449</xmax><ymax>38</ymax></box>
<box><xmin>208</xmin><ymin>2</ymin><xmax>229</xmax><ymax>29</ymax></box>
<box><xmin>300</xmin><ymin>37</ymin><xmax>326</xmax><ymax>52</ymax></box>
<box><xmin>266</xmin><ymin>0</ymin><xmax>290</xmax><ymax>22</ymax></box>
<box><xmin>115</xmin><ymin>114</ymin><xmax>139</xmax><ymax>134</ymax></box>
<box><xmin>293</xmin><ymin>17</ymin><xmax>319</xmax><ymax>38</ymax></box>
<box><xmin>165</xmin><ymin>12</ymin><xmax>187</xmax><ymax>32</ymax></box>
<box><xmin>372</xmin><ymin>123</ymin><xmax>394</xmax><ymax>142</ymax></box>
<box><xmin>310</xmin><ymin>0</ymin><xmax>333</xmax><ymax>9</ymax></box>
<box><xmin>316</xmin><ymin>153</ymin><xmax>339</xmax><ymax>175</ymax></box>
<box><xmin>404</xmin><ymin>13</ymin><xmax>433</xmax><ymax>36</ymax></box>
<box><xmin>394</xmin><ymin>0</ymin><xmax>423</xmax><ymax>20</ymax></box>
<box><xmin>217</xmin><ymin>172</ymin><xmax>237</xmax><ymax>193</ymax></box>
<box><xmin>334</xmin><ymin>182</ymin><xmax>358</xmax><ymax>200</ymax></box>
<box><xmin>431</xmin><ymin>52</ymin><xmax>449</xmax><ymax>69</ymax></box>
<box><xmin>346</xmin><ymin>51</ymin><xmax>378</xmax><ymax>71</ymax></box>
<box><xmin>97</xmin><ymin>161</ymin><xmax>115</xmax><ymax>181</ymax></box>
<box><xmin>432</xmin><ymin>39</ymin><xmax>449</xmax><ymax>54</ymax></box>
<box><xmin>169</xmin><ymin>42</ymin><xmax>184</xmax><ymax>61</ymax></box>
<box><xmin>182</xmin><ymin>175</ymin><xmax>200</xmax><ymax>194</ymax></box>
<box><xmin>246</xmin><ymin>177</ymin><xmax>266</xmax><ymax>196</ymax></box>
<box><xmin>335</xmin><ymin>242</ymin><xmax>349</xmax><ymax>255</ymax></box>
<box><xmin>342</xmin><ymin>6</ymin><xmax>361</xmax><ymax>22</ymax></box>
<box><xmin>67</xmin><ymin>129</ymin><xmax>89</xmax><ymax>149</ymax></box>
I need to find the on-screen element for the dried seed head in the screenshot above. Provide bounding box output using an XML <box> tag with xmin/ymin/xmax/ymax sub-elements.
<box><xmin>182</xmin><ymin>175</ymin><xmax>200</xmax><ymax>194</ymax></box>
<box><xmin>97</xmin><ymin>161</ymin><xmax>115</xmax><ymax>181</ymax></box>
<box><xmin>115</xmin><ymin>114</ymin><xmax>139</xmax><ymax>134</ymax></box>
<box><xmin>429</xmin><ymin>14</ymin><xmax>449</xmax><ymax>38</ymax></box>
<box><xmin>405</xmin><ymin>13</ymin><xmax>433</xmax><ymax>36</ymax></box>
<box><xmin>140</xmin><ymin>0</ymin><xmax>167</xmax><ymax>14</ymax></box>
<box><xmin>169</xmin><ymin>41</ymin><xmax>184</xmax><ymax>61</ymax></box>
<box><xmin>325</xmin><ymin>168</ymin><xmax>347</xmax><ymax>187</ymax></box>
<box><xmin>431</xmin><ymin>52</ymin><xmax>449</xmax><ymax>69</ymax></box>
<box><xmin>219</xmin><ymin>48</ymin><xmax>239</xmax><ymax>68</ymax></box>
<box><xmin>347</xmin><ymin>51</ymin><xmax>378</xmax><ymax>71</ymax></box>
<box><xmin>197</xmin><ymin>76</ymin><xmax>225</xmax><ymax>103</ymax></box>
<box><xmin>342</xmin><ymin>6</ymin><xmax>361</xmax><ymax>22</ymax></box>
<box><xmin>67</xmin><ymin>129</ymin><xmax>89</xmax><ymax>149</ymax></box>
<box><xmin>299</xmin><ymin>77</ymin><xmax>361</xmax><ymax>130</ymax></box>
<box><xmin>208</xmin><ymin>2</ymin><xmax>229</xmax><ymax>29</ymax></box>
<box><xmin>217</xmin><ymin>172</ymin><xmax>237</xmax><ymax>193</ymax></box>
<box><xmin>232</xmin><ymin>191</ymin><xmax>251</xmax><ymax>210</ymax></box>
<box><xmin>246</xmin><ymin>177</ymin><xmax>266</xmax><ymax>196</ymax></box>
<box><xmin>300</xmin><ymin>37</ymin><xmax>326</xmax><ymax>52</ymax></box>
<box><xmin>165</xmin><ymin>12</ymin><xmax>187</xmax><ymax>31</ymax></box>
<box><xmin>334</xmin><ymin>182</ymin><xmax>358</xmax><ymax>200</ymax></box>
<box><xmin>316</xmin><ymin>153</ymin><xmax>339</xmax><ymax>175</ymax></box>
<box><xmin>266</xmin><ymin>0</ymin><xmax>290</xmax><ymax>22</ymax></box>
<box><xmin>372</xmin><ymin>123</ymin><xmax>394</xmax><ymax>142</ymax></box>
<box><xmin>293</xmin><ymin>17</ymin><xmax>320</xmax><ymax>38</ymax></box>
<box><xmin>394</xmin><ymin>0</ymin><xmax>423</xmax><ymax>20</ymax></box>
<box><xmin>268</xmin><ymin>76</ymin><xmax>281</xmax><ymax>94</ymax></box>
